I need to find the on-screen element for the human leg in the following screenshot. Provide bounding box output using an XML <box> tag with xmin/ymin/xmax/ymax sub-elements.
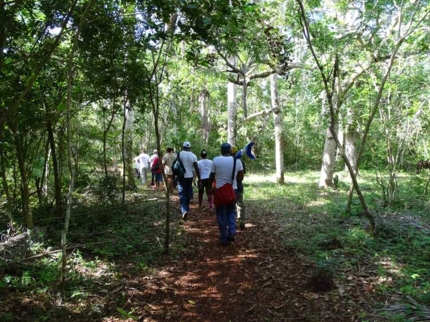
<box><xmin>205</xmin><ymin>183</ymin><xmax>213</xmax><ymax>209</ymax></box>
<box><xmin>178</xmin><ymin>178</ymin><xmax>193</xmax><ymax>217</ymax></box>
<box><xmin>198</xmin><ymin>186</ymin><xmax>204</xmax><ymax>207</ymax></box>
<box><xmin>226</xmin><ymin>202</ymin><xmax>237</xmax><ymax>239</ymax></box>
<box><xmin>236</xmin><ymin>191</ymin><xmax>245</xmax><ymax>229</ymax></box>
<box><xmin>216</xmin><ymin>205</ymin><xmax>229</xmax><ymax>244</ymax></box>
<box><xmin>140</xmin><ymin>166</ymin><xmax>147</xmax><ymax>185</ymax></box>
<box><xmin>185</xmin><ymin>178</ymin><xmax>193</xmax><ymax>208</ymax></box>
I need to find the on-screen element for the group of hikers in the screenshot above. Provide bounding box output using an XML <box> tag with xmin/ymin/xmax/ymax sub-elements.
<box><xmin>134</xmin><ymin>141</ymin><xmax>250</xmax><ymax>245</ymax></box>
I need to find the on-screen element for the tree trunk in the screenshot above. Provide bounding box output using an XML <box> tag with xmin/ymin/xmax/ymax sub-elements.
<box><xmin>121</xmin><ymin>100</ymin><xmax>127</xmax><ymax>204</ymax></box>
<box><xmin>270</xmin><ymin>73</ymin><xmax>285</xmax><ymax>184</ymax></box>
<box><xmin>14</xmin><ymin>133</ymin><xmax>33</xmax><ymax>228</ymax></box>
<box><xmin>125</xmin><ymin>104</ymin><xmax>136</xmax><ymax>190</ymax></box>
<box><xmin>344</xmin><ymin>128</ymin><xmax>359</xmax><ymax>175</ymax></box>
<box><xmin>227</xmin><ymin>56</ymin><xmax>237</xmax><ymax>146</ymax></box>
<box><xmin>62</xmin><ymin>0</ymin><xmax>94</xmax><ymax>289</ymax></box>
<box><xmin>47</xmin><ymin>119</ymin><xmax>63</xmax><ymax>218</ymax></box>
<box><xmin>0</xmin><ymin>125</ymin><xmax>14</xmax><ymax>223</ymax></box>
<box><xmin>199</xmin><ymin>89</ymin><xmax>211</xmax><ymax>144</ymax></box>
<box><xmin>319</xmin><ymin>125</ymin><xmax>338</xmax><ymax>188</ymax></box>
<box><xmin>103</xmin><ymin>99</ymin><xmax>118</xmax><ymax>178</ymax></box>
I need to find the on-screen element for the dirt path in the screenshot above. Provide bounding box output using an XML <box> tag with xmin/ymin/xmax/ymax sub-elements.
<box><xmin>113</xmin><ymin>196</ymin><xmax>382</xmax><ymax>322</ymax></box>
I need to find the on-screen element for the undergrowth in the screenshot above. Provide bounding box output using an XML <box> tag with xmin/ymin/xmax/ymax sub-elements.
<box><xmin>0</xmin><ymin>191</ymin><xmax>186</xmax><ymax>321</ymax></box>
<box><xmin>246</xmin><ymin>170</ymin><xmax>430</xmax><ymax>321</ymax></box>
<box><xmin>1</xmin><ymin>171</ymin><xmax>430</xmax><ymax>321</ymax></box>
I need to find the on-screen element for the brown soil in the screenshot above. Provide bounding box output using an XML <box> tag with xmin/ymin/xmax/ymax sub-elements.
<box><xmin>1</xmin><ymin>193</ymin><xmax>388</xmax><ymax>321</ymax></box>
<box><xmin>109</xmin><ymin>197</ymin><xmax>386</xmax><ymax>322</ymax></box>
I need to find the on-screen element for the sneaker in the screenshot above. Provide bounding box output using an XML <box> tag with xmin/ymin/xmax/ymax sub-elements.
<box><xmin>181</xmin><ymin>212</ymin><xmax>188</xmax><ymax>220</ymax></box>
<box><xmin>227</xmin><ymin>236</ymin><xmax>235</xmax><ymax>242</ymax></box>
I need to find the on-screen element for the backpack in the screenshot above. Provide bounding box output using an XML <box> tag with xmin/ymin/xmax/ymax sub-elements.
<box><xmin>172</xmin><ymin>151</ymin><xmax>186</xmax><ymax>178</ymax></box>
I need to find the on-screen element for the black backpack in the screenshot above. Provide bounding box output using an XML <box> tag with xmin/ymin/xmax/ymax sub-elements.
<box><xmin>172</xmin><ymin>152</ymin><xmax>185</xmax><ymax>178</ymax></box>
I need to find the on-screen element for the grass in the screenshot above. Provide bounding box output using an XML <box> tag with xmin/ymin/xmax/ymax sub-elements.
<box><xmin>245</xmin><ymin>170</ymin><xmax>430</xmax><ymax>320</ymax></box>
<box><xmin>1</xmin><ymin>170</ymin><xmax>430</xmax><ymax>321</ymax></box>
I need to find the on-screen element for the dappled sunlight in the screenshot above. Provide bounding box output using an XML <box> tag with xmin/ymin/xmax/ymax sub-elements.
<box><xmin>378</xmin><ymin>257</ymin><xmax>403</xmax><ymax>276</ymax></box>
<box><xmin>306</xmin><ymin>199</ymin><xmax>330</xmax><ymax>207</ymax></box>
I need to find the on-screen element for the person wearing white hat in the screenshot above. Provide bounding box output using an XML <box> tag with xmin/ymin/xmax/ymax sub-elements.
<box><xmin>177</xmin><ymin>141</ymin><xmax>201</xmax><ymax>220</ymax></box>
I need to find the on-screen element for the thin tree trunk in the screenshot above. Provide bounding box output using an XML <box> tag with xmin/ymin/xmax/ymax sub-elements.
<box><xmin>47</xmin><ymin>119</ymin><xmax>62</xmax><ymax>218</ymax></box>
<box><xmin>62</xmin><ymin>0</ymin><xmax>94</xmax><ymax>290</ymax></box>
<box><xmin>0</xmin><ymin>125</ymin><xmax>14</xmax><ymax>223</ymax></box>
<box><xmin>121</xmin><ymin>99</ymin><xmax>128</xmax><ymax>204</ymax></box>
<box><xmin>125</xmin><ymin>104</ymin><xmax>136</xmax><ymax>190</ymax></box>
<box><xmin>103</xmin><ymin>99</ymin><xmax>118</xmax><ymax>178</ymax></box>
<box><xmin>227</xmin><ymin>56</ymin><xmax>237</xmax><ymax>146</ymax></box>
<box><xmin>14</xmin><ymin>133</ymin><xmax>32</xmax><ymax>228</ymax></box>
<box><xmin>270</xmin><ymin>73</ymin><xmax>284</xmax><ymax>184</ymax></box>
<box><xmin>199</xmin><ymin>89</ymin><xmax>211</xmax><ymax>144</ymax></box>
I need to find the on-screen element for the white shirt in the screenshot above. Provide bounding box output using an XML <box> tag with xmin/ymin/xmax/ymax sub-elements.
<box><xmin>178</xmin><ymin>150</ymin><xmax>198</xmax><ymax>179</ymax></box>
<box><xmin>133</xmin><ymin>156</ymin><xmax>140</xmax><ymax>169</ymax></box>
<box><xmin>211</xmin><ymin>156</ymin><xmax>243</xmax><ymax>189</ymax></box>
<box><xmin>198</xmin><ymin>159</ymin><xmax>213</xmax><ymax>180</ymax></box>
<box><xmin>138</xmin><ymin>153</ymin><xmax>150</xmax><ymax>169</ymax></box>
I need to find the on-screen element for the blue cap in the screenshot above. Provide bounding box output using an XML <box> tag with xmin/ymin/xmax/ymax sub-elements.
<box><xmin>221</xmin><ymin>143</ymin><xmax>231</xmax><ymax>153</ymax></box>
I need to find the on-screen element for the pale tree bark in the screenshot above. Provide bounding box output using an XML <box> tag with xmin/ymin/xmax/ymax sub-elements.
<box><xmin>125</xmin><ymin>105</ymin><xmax>136</xmax><ymax>190</ymax></box>
<box><xmin>344</xmin><ymin>107</ymin><xmax>359</xmax><ymax>174</ymax></box>
<box><xmin>42</xmin><ymin>147</ymin><xmax>51</xmax><ymax>196</ymax></box>
<box><xmin>270</xmin><ymin>73</ymin><xmax>285</xmax><ymax>184</ymax></box>
<box><xmin>121</xmin><ymin>98</ymin><xmax>137</xmax><ymax>203</ymax></box>
<box><xmin>319</xmin><ymin>126</ymin><xmax>338</xmax><ymax>188</ymax></box>
<box><xmin>199</xmin><ymin>89</ymin><xmax>211</xmax><ymax>144</ymax></box>
<box><xmin>319</xmin><ymin>90</ymin><xmax>339</xmax><ymax>188</ymax></box>
<box><xmin>227</xmin><ymin>56</ymin><xmax>237</xmax><ymax>146</ymax></box>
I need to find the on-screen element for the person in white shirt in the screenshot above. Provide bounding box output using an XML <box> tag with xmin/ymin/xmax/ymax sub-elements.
<box><xmin>197</xmin><ymin>150</ymin><xmax>213</xmax><ymax>209</ymax></box>
<box><xmin>208</xmin><ymin>143</ymin><xmax>244</xmax><ymax>245</ymax></box>
<box><xmin>138</xmin><ymin>149</ymin><xmax>150</xmax><ymax>185</ymax></box>
<box><xmin>177</xmin><ymin>141</ymin><xmax>201</xmax><ymax>220</ymax></box>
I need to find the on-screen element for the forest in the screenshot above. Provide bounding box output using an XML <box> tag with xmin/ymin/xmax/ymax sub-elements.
<box><xmin>1</xmin><ymin>0</ymin><xmax>430</xmax><ymax>321</ymax></box>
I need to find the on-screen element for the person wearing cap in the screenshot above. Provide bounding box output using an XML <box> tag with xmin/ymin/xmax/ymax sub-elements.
<box><xmin>162</xmin><ymin>147</ymin><xmax>177</xmax><ymax>193</ymax></box>
<box><xmin>231</xmin><ymin>146</ymin><xmax>246</xmax><ymax>229</ymax></box>
<box><xmin>208</xmin><ymin>143</ymin><xmax>244</xmax><ymax>245</ymax></box>
<box><xmin>197</xmin><ymin>149</ymin><xmax>213</xmax><ymax>209</ymax></box>
<box><xmin>178</xmin><ymin>142</ymin><xmax>201</xmax><ymax>220</ymax></box>
<box><xmin>149</xmin><ymin>149</ymin><xmax>158</xmax><ymax>186</ymax></box>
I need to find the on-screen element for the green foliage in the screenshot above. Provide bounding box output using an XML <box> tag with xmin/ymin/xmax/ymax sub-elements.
<box><xmin>246</xmin><ymin>172</ymin><xmax>430</xmax><ymax>311</ymax></box>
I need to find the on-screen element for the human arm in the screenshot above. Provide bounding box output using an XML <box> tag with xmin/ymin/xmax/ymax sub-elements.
<box><xmin>236</xmin><ymin>169</ymin><xmax>244</xmax><ymax>183</ymax></box>
<box><xmin>193</xmin><ymin>161</ymin><xmax>201</xmax><ymax>186</ymax></box>
<box><xmin>208</xmin><ymin>172</ymin><xmax>216</xmax><ymax>192</ymax></box>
